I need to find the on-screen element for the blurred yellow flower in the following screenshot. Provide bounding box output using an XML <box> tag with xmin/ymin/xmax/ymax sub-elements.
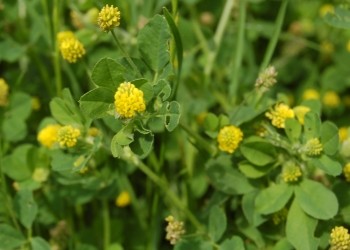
<box><xmin>330</xmin><ymin>226</ymin><xmax>350</xmax><ymax>250</ymax></box>
<box><xmin>59</xmin><ymin>37</ymin><xmax>86</xmax><ymax>63</ymax></box>
<box><xmin>339</xmin><ymin>127</ymin><xmax>348</xmax><ymax>143</ymax></box>
<box><xmin>57</xmin><ymin>31</ymin><xmax>75</xmax><ymax>45</ymax></box>
<box><xmin>265</xmin><ymin>103</ymin><xmax>294</xmax><ymax>128</ymax></box>
<box><xmin>302</xmin><ymin>88</ymin><xmax>320</xmax><ymax>100</ymax></box>
<box><xmin>293</xmin><ymin>105</ymin><xmax>310</xmax><ymax>125</ymax></box>
<box><xmin>165</xmin><ymin>215</ymin><xmax>185</xmax><ymax>245</ymax></box>
<box><xmin>323</xmin><ymin>91</ymin><xmax>340</xmax><ymax>108</ymax></box>
<box><xmin>282</xmin><ymin>164</ymin><xmax>302</xmax><ymax>183</ymax></box>
<box><xmin>37</xmin><ymin>124</ymin><xmax>61</xmax><ymax>148</ymax></box>
<box><xmin>217</xmin><ymin>125</ymin><xmax>243</xmax><ymax>154</ymax></box>
<box><xmin>31</xmin><ymin>96</ymin><xmax>41</xmax><ymax>111</ymax></box>
<box><xmin>343</xmin><ymin>163</ymin><xmax>350</xmax><ymax>182</ymax></box>
<box><xmin>97</xmin><ymin>4</ymin><xmax>121</xmax><ymax>32</ymax></box>
<box><xmin>304</xmin><ymin>138</ymin><xmax>323</xmax><ymax>156</ymax></box>
<box><xmin>88</xmin><ymin>127</ymin><xmax>100</xmax><ymax>137</ymax></box>
<box><xmin>32</xmin><ymin>168</ymin><xmax>50</xmax><ymax>183</ymax></box>
<box><xmin>57</xmin><ymin>125</ymin><xmax>81</xmax><ymax>148</ymax></box>
<box><xmin>320</xmin><ymin>41</ymin><xmax>334</xmax><ymax>55</ymax></box>
<box><xmin>0</xmin><ymin>78</ymin><xmax>9</xmax><ymax>107</ymax></box>
<box><xmin>114</xmin><ymin>82</ymin><xmax>146</xmax><ymax>118</ymax></box>
<box><xmin>115</xmin><ymin>191</ymin><xmax>131</xmax><ymax>207</ymax></box>
<box><xmin>319</xmin><ymin>4</ymin><xmax>334</xmax><ymax>18</ymax></box>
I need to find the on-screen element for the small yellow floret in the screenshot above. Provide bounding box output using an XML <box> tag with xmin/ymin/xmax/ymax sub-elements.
<box><xmin>217</xmin><ymin>125</ymin><xmax>243</xmax><ymax>154</ymax></box>
<box><xmin>343</xmin><ymin>163</ymin><xmax>350</xmax><ymax>182</ymax></box>
<box><xmin>282</xmin><ymin>164</ymin><xmax>302</xmax><ymax>183</ymax></box>
<box><xmin>302</xmin><ymin>88</ymin><xmax>320</xmax><ymax>100</ymax></box>
<box><xmin>57</xmin><ymin>31</ymin><xmax>75</xmax><ymax>45</ymax></box>
<box><xmin>339</xmin><ymin>127</ymin><xmax>348</xmax><ymax>143</ymax></box>
<box><xmin>57</xmin><ymin>125</ymin><xmax>81</xmax><ymax>148</ymax></box>
<box><xmin>293</xmin><ymin>105</ymin><xmax>310</xmax><ymax>125</ymax></box>
<box><xmin>319</xmin><ymin>4</ymin><xmax>334</xmax><ymax>18</ymax></box>
<box><xmin>265</xmin><ymin>103</ymin><xmax>295</xmax><ymax>128</ymax></box>
<box><xmin>115</xmin><ymin>191</ymin><xmax>131</xmax><ymax>207</ymax></box>
<box><xmin>59</xmin><ymin>37</ymin><xmax>85</xmax><ymax>63</ymax></box>
<box><xmin>323</xmin><ymin>91</ymin><xmax>340</xmax><ymax>108</ymax></box>
<box><xmin>37</xmin><ymin>124</ymin><xmax>61</xmax><ymax>148</ymax></box>
<box><xmin>32</xmin><ymin>168</ymin><xmax>50</xmax><ymax>183</ymax></box>
<box><xmin>330</xmin><ymin>226</ymin><xmax>350</xmax><ymax>250</ymax></box>
<box><xmin>114</xmin><ymin>82</ymin><xmax>146</xmax><ymax>118</ymax></box>
<box><xmin>0</xmin><ymin>78</ymin><xmax>9</xmax><ymax>107</ymax></box>
<box><xmin>97</xmin><ymin>4</ymin><xmax>121</xmax><ymax>32</ymax></box>
<box><xmin>304</xmin><ymin>138</ymin><xmax>323</xmax><ymax>156</ymax></box>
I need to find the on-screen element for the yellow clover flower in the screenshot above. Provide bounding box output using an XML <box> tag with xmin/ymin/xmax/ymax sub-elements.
<box><xmin>57</xmin><ymin>31</ymin><xmax>75</xmax><ymax>45</ymax></box>
<box><xmin>319</xmin><ymin>4</ymin><xmax>334</xmax><ymax>18</ymax></box>
<box><xmin>282</xmin><ymin>164</ymin><xmax>302</xmax><ymax>183</ymax></box>
<box><xmin>302</xmin><ymin>88</ymin><xmax>320</xmax><ymax>100</ymax></box>
<box><xmin>323</xmin><ymin>91</ymin><xmax>340</xmax><ymax>108</ymax></box>
<box><xmin>57</xmin><ymin>125</ymin><xmax>81</xmax><ymax>148</ymax></box>
<box><xmin>330</xmin><ymin>226</ymin><xmax>350</xmax><ymax>250</ymax></box>
<box><xmin>265</xmin><ymin>103</ymin><xmax>294</xmax><ymax>128</ymax></box>
<box><xmin>59</xmin><ymin>37</ymin><xmax>85</xmax><ymax>63</ymax></box>
<box><xmin>339</xmin><ymin>127</ymin><xmax>348</xmax><ymax>143</ymax></box>
<box><xmin>37</xmin><ymin>124</ymin><xmax>61</xmax><ymax>148</ymax></box>
<box><xmin>343</xmin><ymin>163</ymin><xmax>350</xmax><ymax>182</ymax></box>
<box><xmin>114</xmin><ymin>82</ymin><xmax>146</xmax><ymax>118</ymax></box>
<box><xmin>97</xmin><ymin>4</ymin><xmax>121</xmax><ymax>32</ymax></box>
<box><xmin>165</xmin><ymin>215</ymin><xmax>185</xmax><ymax>245</ymax></box>
<box><xmin>217</xmin><ymin>125</ymin><xmax>243</xmax><ymax>154</ymax></box>
<box><xmin>304</xmin><ymin>138</ymin><xmax>323</xmax><ymax>156</ymax></box>
<box><xmin>0</xmin><ymin>78</ymin><xmax>9</xmax><ymax>107</ymax></box>
<box><xmin>115</xmin><ymin>191</ymin><xmax>131</xmax><ymax>207</ymax></box>
<box><xmin>293</xmin><ymin>105</ymin><xmax>310</xmax><ymax>125</ymax></box>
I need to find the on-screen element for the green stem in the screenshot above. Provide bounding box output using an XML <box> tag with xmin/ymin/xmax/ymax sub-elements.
<box><xmin>180</xmin><ymin>122</ymin><xmax>217</xmax><ymax>156</ymax></box>
<box><xmin>110</xmin><ymin>30</ymin><xmax>142</xmax><ymax>77</ymax></box>
<box><xmin>40</xmin><ymin>0</ymin><xmax>53</xmax><ymax>49</ymax></box>
<box><xmin>102</xmin><ymin>200</ymin><xmax>110</xmax><ymax>250</ymax></box>
<box><xmin>134</xmin><ymin>160</ymin><xmax>204</xmax><ymax>232</ymax></box>
<box><xmin>53</xmin><ymin>0</ymin><xmax>62</xmax><ymax>96</ymax></box>
<box><xmin>171</xmin><ymin>0</ymin><xmax>178</xmax><ymax>15</ymax></box>
<box><xmin>62</xmin><ymin>62</ymin><xmax>82</xmax><ymax>98</ymax></box>
<box><xmin>229</xmin><ymin>0</ymin><xmax>247</xmax><ymax>103</ymax></box>
<box><xmin>259</xmin><ymin>0</ymin><xmax>289</xmax><ymax>71</ymax></box>
<box><xmin>204</xmin><ymin>0</ymin><xmax>235</xmax><ymax>78</ymax></box>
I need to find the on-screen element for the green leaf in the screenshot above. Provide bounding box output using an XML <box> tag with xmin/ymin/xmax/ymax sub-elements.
<box><xmin>31</xmin><ymin>237</ymin><xmax>51</xmax><ymax>250</ymax></box>
<box><xmin>0</xmin><ymin>224</ymin><xmax>26</xmax><ymax>250</ymax></box>
<box><xmin>303</xmin><ymin>112</ymin><xmax>321</xmax><ymax>140</ymax></box>
<box><xmin>230</xmin><ymin>105</ymin><xmax>260</xmax><ymax>126</ymax></box>
<box><xmin>324</xmin><ymin>7</ymin><xmax>350</xmax><ymax>30</ymax></box>
<box><xmin>79</xmin><ymin>87</ymin><xmax>114</xmax><ymax>119</ymax></box>
<box><xmin>138</xmin><ymin>15</ymin><xmax>171</xmax><ymax>72</ymax></box>
<box><xmin>206</xmin><ymin>156</ymin><xmax>255</xmax><ymax>195</ymax></box>
<box><xmin>320</xmin><ymin>121</ymin><xmax>339</xmax><ymax>156</ymax></box>
<box><xmin>220</xmin><ymin>236</ymin><xmax>245</xmax><ymax>250</ymax></box>
<box><xmin>153</xmin><ymin>79</ymin><xmax>171</xmax><ymax>101</ymax></box>
<box><xmin>285</xmin><ymin>118</ymin><xmax>301</xmax><ymax>143</ymax></box>
<box><xmin>14</xmin><ymin>189</ymin><xmax>38</xmax><ymax>229</ymax></box>
<box><xmin>91</xmin><ymin>58</ymin><xmax>126</xmax><ymax>90</ymax></box>
<box><xmin>240</xmin><ymin>137</ymin><xmax>276</xmax><ymax>166</ymax></box>
<box><xmin>129</xmin><ymin>131</ymin><xmax>154</xmax><ymax>159</ymax></box>
<box><xmin>161</xmin><ymin>101</ymin><xmax>181</xmax><ymax>132</ymax></box>
<box><xmin>50</xmin><ymin>96</ymin><xmax>82</xmax><ymax>126</ymax></box>
<box><xmin>174</xmin><ymin>238</ymin><xmax>212</xmax><ymax>250</ymax></box>
<box><xmin>106</xmin><ymin>243</ymin><xmax>124</xmax><ymax>250</ymax></box>
<box><xmin>242</xmin><ymin>191</ymin><xmax>266</xmax><ymax>226</ymax></box>
<box><xmin>51</xmin><ymin>150</ymin><xmax>76</xmax><ymax>172</ymax></box>
<box><xmin>203</xmin><ymin>113</ymin><xmax>219</xmax><ymax>132</ymax></box>
<box><xmin>286</xmin><ymin>200</ymin><xmax>319</xmax><ymax>250</ymax></box>
<box><xmin>2</xmin><ymin>116</ymin><xmax>27</xmax><ymax>142</ymax></box>
<box><xmin>309</xmin><ymin>155</ymin><xmax>342</xmax><ymax>176</ymax></box>
<box><xmin>0</xmin><ymin>38</ymin><xmax>26</xmax><ymax>62</ymax></box>
<box><xmin>295</xmin><ymin>179</ymin><xmax>338</xmax><ymax>220</ymax></box>
<box><xmin>255</xmin><ymin>183</ymin><xmax>293</xmax><ymax>215</ymax></box>
<box><xmin>8</xmin><ymin>92</ymin><xmax>32</xmax><ymax>120</ymax></box>
<box><xmin>238</xmin><ymin>161</ymin><xmax>272</xmax><ymax>179</ymax></box>
<box><xmin>208</xmin><ymin>205</ymin><xmax>227</xmax><ymax>242</ymax></box>
<box><xmin>271</xmin><ymin>238</ymin><xmax>294</xmax><ymax>250</ymax></box>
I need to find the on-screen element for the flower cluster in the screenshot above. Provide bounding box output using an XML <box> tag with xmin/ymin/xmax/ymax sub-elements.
<box><xmin>97</xmin><ymin>4</ymin><xmax>121</xmax><ymax>32</ymax></box>
<box><xmin>330</xmin><ymin>226</ymin><xmax>350</xmax><ymax>250</ymax></box>
<box><xmin>0</xmin><ymin>78</ymin><xmax>9</xmax><ymax>107</ymax></box>
<box><xmin>37</xmin><ymin>124</ymin><xmax>61</xmax><ymax>148</ymax></box>
<box><xmin>255</xmin><ymin>66</ymin><xmax>278</xmax><ymax>91</ymax></box>
<box><xmin>282</xmin><ymin>163</ymin><xmax>302</xmax><ymax>183</ymax></box>
<box><xmin>265</xmin><ymin>103</ymin><xmax>295</xmax><ymax>128</ymax></box>
<box><xmin>114</xmin><ymin>82</ymin><xmax>146</xmax><ymax>118</ymax></box>
<box><xmin>217</xmin><ymin>125</ymin><xmax>243</xmax><ymax>154</ymax></box>
<box><xmin>302</xmin><ymin>88</ymin><xmax>320</xmax><ymax>100</ymax></box>
<box><xmin>323</xmin><ymin>91</ymin><xmax>340</xmax><ymax>108</ymax></box>
<box><xmin>57</xmin><ymin>31</ymin><xmax>85</xmax><ymax>63</ymax></box>
<box><xmin>115</xmin><ymin>191</ymin><xmax>131</xmax><ymax>207</ymax></box>
<box><xmin>304</xmin><ymin>138</ymin><xmax>323</xmax><ymax>156</ymax></box>
<box><xmin>57</xmin><ymin>125</ymin><xmax>81</xmax><ymax>148</ymax></box>
<box><xmin>165</xmin><ymin>215</ymin><xmax>185</xmax><ymax>245</ymax></box>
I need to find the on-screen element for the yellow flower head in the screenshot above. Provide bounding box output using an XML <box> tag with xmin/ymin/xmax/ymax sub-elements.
<box><xmin>97</xmin><ymin>4</ymin><xmax>121</xmax><ymax>32</ymax></box>
<box><xmin>32</xmin><ymin>168</ymin><xmax>50</xmax><ymax>183</ymax></box>
<box><xmin>319</xmin><ymin>4</ymin><xmax>334</xmax><ymax>18</ymax></box>
<box><xmin>265</xmin><ymin>103</ymin><xmax>295</xmax><ymax>128</ymax></box>
<box><xmin>302</xmin><ymin>88</ymin><xmax>320</xmax><ymax>100</ymax></box>
<box><xmin>323</xmin><ymin>91</ymin><xmax>340</xmax><ymax>108</ymax></box>
<box><xmin>115</xmin><ymin>191</ymin><xmax>131</xmax><ymax>207</ymax></box>
<box><xmin>59</xmin><ymin>37</ymin><xmax>85</xmax><ymax>63</ymax></box>
<box><xmin>217</xmin><ymin>125</ymin><xmax>243</xmax><ymax>154</ymax></box>
<box><xmin>114</xmin><ymin>82</ymin><xmax>146</xmax><ymax>118</ymax></box>
<box><xmin>0</xmin><ymin>78</ymin><xmax>9</xmax><ymax>107</ymax></box>
<box><xmin>165</xmin><ymin>215</ymin><xmax>185</xmax><ymax>245</ymax></box>
<box><xmin>343</xmin><ymin>163</ymin><xmax>350</xmax><ymax>182</ymax></box>
<box><xmin>330</xmin><ymin>226</ymin><xmax>350</xmax><ymax>250</ymax></box>
<box><xmin>304</xmin><ymin>138</ymin><xmax>323</xmax><ymax>156</ymax></box>
<box><xmin>31</xmin><ymin>96</ymin><xmax>41</xmax><ymax>111</ymax></box>
<box><xmin>57</xmin><ymin>31</ymin><xmax>75</xmax><ymax>45</ymax></box>
<box><xmin>88</xmin><ymin>127</ymin><xmax>100</xmax><ymax>137</ymax></box>
<box><xmin>282</xmin><ymin>163</ymin><xmax>302</xmax><ymax>183</ymax></box>
<box><xmin>293</xmin><ymin>105</ymin><xmax>310</xmax><ymax>125</ymax></box>
<box><xmin>57</xmin><ymin>125</ymin><xmax>81</xmax><ymax>148</ymax></box>
<box><xmin>339</xmin><ymin>127</ymin><xmax>348</xmax><ymax>143</ymax></box>
<box><xmin>37</xmin><ymin>124</ymin><xmax>61</xmax><ymax>148</ymax></box>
